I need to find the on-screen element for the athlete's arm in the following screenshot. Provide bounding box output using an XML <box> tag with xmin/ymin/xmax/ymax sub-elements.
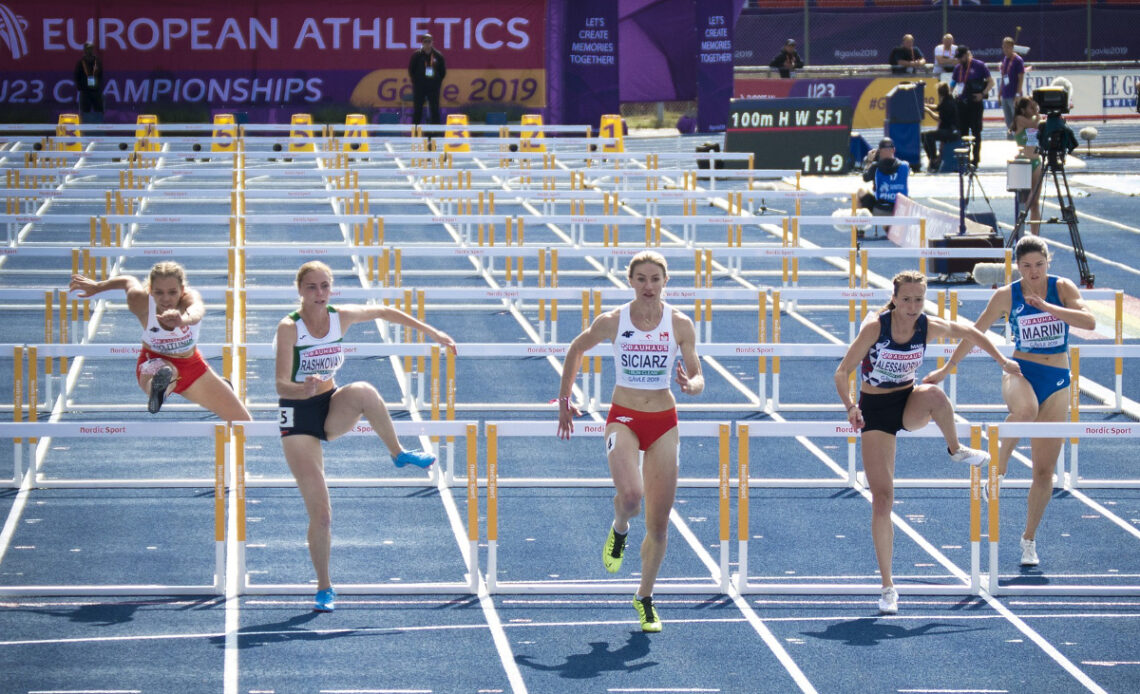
<box><xmin>673</xmin><ymin>310</ymin><xmax>703</xmax><ymax>396</ymax></box>
<box><xmin>337</xmin><ymin>304</ymin><xmax>457</xmax><ymax>354</ymax></box>
<box><xmin>557</xmin><ymin>310</ymin><xmax>619</xmax><ymax>439</ymax></box>
<box><xmin>927</xmin><ymin>314</ymin><xmax>1019</xmax><ymax>376</ymax></box>
<box><xmin>834</xmin><ymin>318</ymin><xmax>881</xmax><ymax>429</ymax></box>
<box><xmin>274</xmin><ymin>318</ymin><xmax>321</xmax><ymax>399</ymax></box>
<box><xmin>926</xmin><ymin>287</ymin><xmax>1011</xmax><ymax>384</ymax></box>
<box><xmin>1032</xmin><ymin>278</ymin><xmax>1095</xmax><ymax>331</ymax></box>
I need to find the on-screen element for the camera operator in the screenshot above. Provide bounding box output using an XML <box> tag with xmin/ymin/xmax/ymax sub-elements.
<box><xmin>857</xmin><ymin>138</ymin><xmax>910</xmax><ymax>215</ymax></box>
<box><xmin>1012</xmin><ymin>97</ymin><xmax>1045</xmax><ymax>235</ymax></box>
<box><xmin>922</xmin><ymin>82</ymin><xmax>959</xmax><ymax>172</ymax></box>
<box><xmin>951</xmin><ymin>46</ymin><xmax>994</xmax><ymax>168</ymax></box>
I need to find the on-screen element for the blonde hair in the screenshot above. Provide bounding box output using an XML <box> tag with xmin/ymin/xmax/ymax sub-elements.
<box><xmin>295</xmin><ymin>261</ymin><xmax>334</xmax><ymax>288</ymax></box>
<box><xmin>881</xmin><ymin>270</ymin><xmax>926</xmax><ymax>313</ymax></box>
<box><xmin>627</xmin><ymin>251</ymin><xmax>669</xmax><ymax>280</ymax></box>
<box><xmin>147</xmin><ymin>261</ymin><xmax>186</xmax><ymax>289</ymax></box>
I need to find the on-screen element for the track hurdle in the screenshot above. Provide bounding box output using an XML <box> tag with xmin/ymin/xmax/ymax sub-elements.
<box><xmin>985</xmin><ymin>421</ymin><xmax>1140</xmax><ymax>595</ymax></box>
<box><xmin>234</xmin><ymin>420</ymin><xmax>481</xmax><ymax>595</ymax></box>
<box><xmin>483</xmin><ymin>420</ymin><xmax>732</xmax><ymax>594</ymax></box>
<box><xmin>0</xmin><ymin>421</ymin><xmax>227</xmax><ymax>595</ymax></box>
<box><xmin>734</xmin><ymin>421</ymin><xmax>984</xmax><ymax>596</ymax></box>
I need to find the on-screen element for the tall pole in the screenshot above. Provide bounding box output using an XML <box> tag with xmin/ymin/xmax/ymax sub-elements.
<box><xmin>803</xmin><ymin>0</ymin><xmax>810</xmax><ymax>65</ymax></box>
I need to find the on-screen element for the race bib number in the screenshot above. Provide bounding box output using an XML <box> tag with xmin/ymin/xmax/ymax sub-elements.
<box><xmin>279</xmin><ymin>407</ymin><xmax>294</xmax><ymax>428</ymax></box>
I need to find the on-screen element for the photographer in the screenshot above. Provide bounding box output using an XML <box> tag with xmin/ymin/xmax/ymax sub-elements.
<box><xmin>951</xmin><ymin>46</ymin><xmax>994</xmax><ymax>168</ymax></box>
<box><xmin>857</xmin><ymin>138</ymin><xmax>910</xmax><ymax>215</ymax></box>
<box><xmin>921</xmin><ymin>82</ymin><xmax>959</xmax><ymax>172</ymax></box>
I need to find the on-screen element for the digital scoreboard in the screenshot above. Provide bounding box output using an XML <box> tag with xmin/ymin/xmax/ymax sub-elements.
<box><xmin>725</xmin><ymin>97</ymin><xmax>853</xmax><ymax>175</ymax></box>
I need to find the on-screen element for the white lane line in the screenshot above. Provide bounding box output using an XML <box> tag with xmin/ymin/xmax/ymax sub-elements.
<box><xmin>608</xmin><ymin>689</ymin><xmax>721</xmax><ymax>693</ymax></box>
<box><xmin>897</xmin><ymin>690</ymin><xmax>1008</xmax><ymax>693</ymax></box>
<box><xmin>1081</xmin><ymin>661</ymin><xmax>1140</xmax><ymax>667</ymax></box>
<box><xmin>28</xmin><ymin>691</ymin><xmax>142</xmax><ymax>693</ymax></box>
<box><xmin>668</xmin><ymin>508</ymin><xmax>819</xmax><ymax>694</ymax></box>
<box><xmin>319</xmin><ymin>690</ymin><xmax>432</xmax><ymax>693</ymax></box>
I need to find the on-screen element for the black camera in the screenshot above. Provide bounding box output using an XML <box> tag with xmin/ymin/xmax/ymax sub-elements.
<box><xmin>1032</xmin><ymin>86</ymin><xmax>1070</xmax><ymax>115</ymax></box>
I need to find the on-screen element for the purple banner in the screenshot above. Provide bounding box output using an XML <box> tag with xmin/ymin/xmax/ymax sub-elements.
<box><xmin>696</xmin><ymin>0</ymin><xmax>736</xmax><ymax>133</ymax></box>
<box><xmin>619</xmin><ymin>0</ymin><xmax>697</xmax><ymax>102</ymax></box>
<box><xmin>561</xmin><ymin>0</ymin><xmax>619</xmax><ymax>127</ymax></box>
<box><xmin>735</xmin><ymin>6</ymin><xmax>1134</xmax><ymax>66</ymax></box>
<box><xmin>947</xmin><ymin>7</ymin><xmax>1087</xmax><ymax>63</ymax></box>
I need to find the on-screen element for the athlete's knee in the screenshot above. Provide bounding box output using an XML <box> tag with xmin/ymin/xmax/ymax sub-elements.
<box><xmin>615</xmin><ymin>489</ymin><xmax>643</xmax><ymax>515</ymax></box>
<box><xmin>310</xmin><ymin>506</ymin><xmax>332</xmax><ymax>532</ymax></box>
<box><xmin>870</xmin><ymin>487</ymin><xmax>894</xmax><ymax>513</ymax></box>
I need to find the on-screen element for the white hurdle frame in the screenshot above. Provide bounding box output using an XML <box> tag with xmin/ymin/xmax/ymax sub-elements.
<box><xmin>734</xmin><ymin>421</ymin><xmax>984</xmax><ymax>597</ymax></box>
<box><xmin>0</xmin><ymin>420</ymin><xmax>227</xmax><ymax>596</ymax></box>
<box><xmin>483</xmin><ymin>420</ymin><xmax>732</xmax><ymax>594</ymax></box>
<box><xmin>985</xmin><ymin>421</ymin><xmax>1140</xmax><ymax>596</ymax></box>
<box><xmin>234</xmin><ymin>420</ymin><xmax>481</xmax><ymax>595</ymax></box>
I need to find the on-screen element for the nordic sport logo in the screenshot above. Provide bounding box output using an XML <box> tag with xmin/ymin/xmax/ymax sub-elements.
<box><xmin>0</xmin><ymin>4</ymin><xmax>29</xmax><ymax>61</ymax></box>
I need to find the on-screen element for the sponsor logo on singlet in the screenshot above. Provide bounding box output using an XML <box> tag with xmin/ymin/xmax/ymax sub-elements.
<box><xmin>1018</xmin><ymin>313</ymin><xmax>1065</xmax><ymax>349</ymax></box>
<box><xmin>298</xmin><ymin>344</ymin><xmax>344</xmax><ymax>377</ymax></box>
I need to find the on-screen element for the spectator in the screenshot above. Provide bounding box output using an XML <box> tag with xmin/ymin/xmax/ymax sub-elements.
<box><xmin>73</xmin><ymin>42</ymin><xmax>104</xmax><ymax>121</ymax></box>
<box><xmin>408</xmin><ymin>34</ymin><xmax>446</xmax><ymax>131</ymax></box>
<box><xmin>858</xmin><ymin>138</ymin><xmax>910</xmax><ymax>214</ymax></box>
<box><xmin>952</xmin><ymin>45</ymin><xmax>994</xmax><ymax>168</ymax></box>
<box><xmin>921</xmin><ymin>83</ymin><xmax>960</xmax><ymax>172</ymax></box>
<box><xmin>889</xmin><ymin>34</ymin><xmax>926</xmax><ymax>75</ymax></box>
<box><xmin>1000</xmin><ymin>37</ymin><xmax>1026</xmax><ymax>139</ymax></box>
<box><xmin>933</xmin><ymin>34</ymin><xmax>957</xmax><ymax>77</ymax></box>
<box><xmin>769</xmin><ymin>39</ymin><xmax>804</xmax><ymax>79</ymax></box>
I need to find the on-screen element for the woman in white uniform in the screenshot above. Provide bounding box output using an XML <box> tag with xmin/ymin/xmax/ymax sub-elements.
<box><xmin>557</xmin><ymin>251</ymin><xmax>704</xmax><ymax>632</ymax></box>
<box><xmin>276</xmin><ymin>261</ymin><xmax>456</xmax><ymax>612</ymax></box>
<box><xmin>68</xmin><ymin>262</ymin><xmax>250</xmax><ymax>421</ymax></box>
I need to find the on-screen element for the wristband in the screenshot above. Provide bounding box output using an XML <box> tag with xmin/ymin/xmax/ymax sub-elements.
<box><xmin>847</xmin><ymin>404</ymin><xmax>858</xmax><ymax>411</ymax></box>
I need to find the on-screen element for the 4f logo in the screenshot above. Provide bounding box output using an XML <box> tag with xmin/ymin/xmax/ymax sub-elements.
<box><xmin>621</xmin><ymin>330</ymin><xmax>635</xmax><ymax>338</ymax></box>
<box><xmin>0</xmin><ymin>4</ymin><xmax>29</xmax><ymax>61</ymax></box>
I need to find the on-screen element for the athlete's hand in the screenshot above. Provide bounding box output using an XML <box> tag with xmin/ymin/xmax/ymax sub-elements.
<box><xmin>675</xmin><ymin>362</ymin><xmax>693</xmax><ymax>393</ymax></box>
<box><xmin>157</xmin><ymin>308</ymin><xmax>186</xmax><ymax>329</ymax></box>
<box><xmin>846</xmin><ymin>404</ymin><xmax>864</xmax><ymax>431</ymax></box>
<box><xmin>68</xmin><ymin>274</ymin><xmax>99</xmax><ymax>298</ymax></box>
<box><xmin>434</xmin><ymin>330</ymin><xmax>458</xmax><ymax>355</ymax></box>
<box><xmin>1001</xmin><ymin>358</ymin><xmax>1022</xmax><ymax>377</ymax></box>
<box><xmin>303</xmin><ymin>374</ymin><xmax>324</xmax><ymax>399</ymax></box>
<box><xmin>922</xmin><ymin>365</ymin><xmax>950</xmax><ymax>385</ymax></box>
<box><xmin>1023</xmin><ymin>293</ymin><xmax>1050</xmax><ymax>312</ymax></box>
<box><xmin>556</xmin><ymin>398</ymin><xmax>582</xmax><ymax>440</ymax></box>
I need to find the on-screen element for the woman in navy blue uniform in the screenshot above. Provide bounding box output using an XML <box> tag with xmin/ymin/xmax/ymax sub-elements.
<box><xmin>556</xmin><ymin>251</ymin><xmax>703</xmax><ymax>632</ymax></box>
<box><xmin>835</xmin><ymin>270</ymin><xmax>1020</xmax><ymax>614</ymax></box>
<box><xmin>927</xmin><ymin>237</ymin><xmax>1094</xmax><ymax>567</ymax></box>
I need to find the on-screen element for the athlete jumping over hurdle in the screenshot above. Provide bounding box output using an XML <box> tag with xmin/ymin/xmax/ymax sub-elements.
<box><xmin>557</xmin><ymin>251</ymin><xmax>704</xmax><ymax>633</ymax></box>
<box><xmin>926</xmin><ymin>236</ymin><xmax>1095</xmax><ymax>568</ymax></box>
<box><xmin>834</xmin><ymin>270</ymin><xmax>1019</xmax><ymax>615</ymax></box>
<box><xmin>275</xmin><ymin>261</ymin><xmax>457</xmax><ymax>613</ymax></box>
<box><xmin>68</xmin><ymin>262</ymin><xmax>251</xmax><ymax>421</ymax></box>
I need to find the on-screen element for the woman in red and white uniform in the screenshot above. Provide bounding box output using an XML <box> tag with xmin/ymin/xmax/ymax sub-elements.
<box><xmin>557</xmin><ymin>251</ymin><xmax>704</xmax><ymax>633</ymax></box>
<box><xmin>68</xmin><ymin>262</ymin><xmax>250</xmax><ymax>421</ymax></box>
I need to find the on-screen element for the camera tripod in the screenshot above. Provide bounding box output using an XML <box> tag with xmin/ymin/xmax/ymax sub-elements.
<box><xmin>1006</xmin><ymin>147</ymin><xmax>1094</xmax><ymax>288</ymax></box>
<box><xmin>955</xmin><ymin>137</ymin><xmax>995</xmax><ymax>235</ymax></box>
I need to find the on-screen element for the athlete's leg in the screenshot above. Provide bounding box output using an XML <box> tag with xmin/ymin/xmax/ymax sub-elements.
<box><xmin>901</xmin><ymin>384</ymin><xmax>961</xmax><ymax>451</ymax></box>
<box><xmin>136</xmin><ymin>357</ymin><xmax>177</xmax><ymax>396</ymax></box>
<box><xmin>861</xmin><ymin>430</ymin><xmax>898</xmax><ymax>588</ymax></box>
<box><xmin>637</xmin><ymin>427</ymin><xmax>679</xmax><ymax>599</ymax></box>
<box><xmin>178</xmin><ymin>368</ymin><xmax>252</xmax><ymax>421</ymax></box>
<box><xmin>998</xmin><ymin>371</ymin><xmax>1039</xmax><ymax>477</ymax></box>
<box><xmin>282</xmin><ymin>435</ymin><xmax>333</xmax><ymax>590</ymax></box>
<box><xmin>606</xmin><ymin>423</ymin><xmax>643</xmax><ymax>534</ymax></box>
<box><xmin>1023</xmin><ymin>388</ymin><xmax>1068</xmax><ymax>541</ymax></box>
<box><xmin>323</xmin><ymin>381</ymin><xmax>401</xmax><ymax>457</ymax></box>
